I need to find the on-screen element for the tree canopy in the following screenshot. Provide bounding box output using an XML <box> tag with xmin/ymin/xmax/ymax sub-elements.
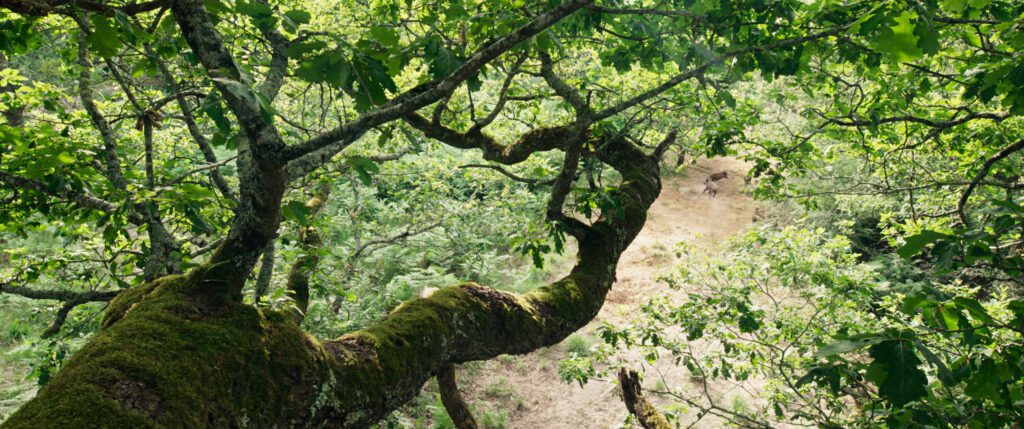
<box><xmin>0</xmin><ymin>0</ymin><xmax>1022</xmax><ymax>427</ymax></box>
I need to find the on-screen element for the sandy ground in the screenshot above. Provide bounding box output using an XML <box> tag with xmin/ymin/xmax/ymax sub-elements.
<box><xmin>458</xmin><ymin>157</ymin><xmax>759</xmax><ymax>429</ymax></box>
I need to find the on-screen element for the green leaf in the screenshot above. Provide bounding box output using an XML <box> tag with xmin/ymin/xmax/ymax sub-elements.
<box><xmin>211</xmin><ymin>76</ymin><xmax>259</xmax><ymax>111</ymax></box>
<box><xmin>344</xmin><ymin>155</ymin><xmax>380</xmax><ymax>185</ymax></box>
<box><xmin>718</xmin><ymin>90</ymin><xmax>737</xmax><ymax>108</ymax></box>
<box><xmin>867</xmin><ymin>339</ymin><xmax>928</xmax><ymax>407</ymax></box>
<box><xmin>965</xmin><ymin>359</ymin><xmax>1005</xmax><ymax>404</ymax></box>
<box><xmin>295</xmin><ymin>50</ymin><xmax>349</xmax><ymax>88</ymax></box>
<box><xmin>369</xmin><ymin>26</ymin><xmax>400</xmax><ymax>47</ymax></box>
<box><xmin>87</xmin><ymin>16</ymin><xmax>122</xmax><ymax>58</ymax></box>
<box><xmin>285</xmin><ymin>40</ymin><xmax>327</xmax><ymax>59</ymax></box>
<box><xmin>898</xmin><ymin>230</ymin><xmax>947</xmax><ymax>259</ymax></box>
<box><xmin>815</xmin><ymin>335</ymin><xmax>886</xmax><ymax>357</ymax></box>
<box><xmin>901</xmin><ymin>294</ymin><xmax>935</xmax><ymax>314</ymax></box>
<box><xmin>424</xmin><ymin>36</ymin><xmax>461</xmax><ymax>80</ymax></box>
<box><xmin>284</xmin><ymin>10</ymin><xmax>311</xmax><ymax>26</ymax></box>
<box><xmin>871</xmin><ymin>11</ymin><xmax>923</xmax><ymax>62</ymax></box>
<box><xmin>938</xmin><ymin>303</ymin><xmax>961</xmax><ymax>330</ymax></box>
<box><xmin>56</xmin><ymin>152</ymin><xmax>75</xmax><ymax>165</ymax></box>
<box><xmin>943</xmin><ymin>0</ymin><xmax>968</xmax><ymax>13</ymax></box>
<box><xmin>180</xmin><ymin>183</ymin><xmax>215</xmax><ymax>201</ymax></box>
<box><xmin>914</xmin><ymin>20</ymin><xmax>940</xmax><ymax>55</ymax></box>
<box><xmin>797</xmin><ymin>365</ymin><xmax>842</xmax><ymax>394</ymax></box>
<box><xmin>201</xmin><ymin>90</ymin><xmax>233</xmax><ymax>133</ymax></box>
<box><xmin>351</xmin><ymin>54</ymin><xmax>396</xmax><ymax>109</ymax></box>
<box><xmin>282</xmin><ymin>200</ymin><xmax>311</xmax><ymax>225</ymax></box>
<box><xmin>913</xmin><ymin>340</ymin><xmax>954</xmax><ymax>386</ymax></box>
<box><xmin>235</xmin><ymin>0</ymin><xmax>272</xmax><ymax>18</ymax></box>
<box><xmin>953</xmin><ymin>297</ymin><xmax>994</xmax><ymax>324</ymax></box>
<box><xmin>236</xmin><ymin>0</ymin><xmax>276</xmax><ymax>32</ymax></box>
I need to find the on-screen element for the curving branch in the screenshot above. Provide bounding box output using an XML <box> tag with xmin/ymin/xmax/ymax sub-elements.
<box><xmin>308</xmin><ymin>134</ymin><xmax>660</xmax><ymax>425</ymax></box>
<box><xmin>544</xmin><ymin>133</ymin><xmax>585</xmax><ymax>235</ymax></box>
<box><xmin>0</xmin><ymin>279</ymin><xmax>120</xmax><ymax>339</ymax></box>
<box><xmin>473</xmin><ymin>55</ymin><xmax>527</xmax><ymax>129</ymax></box>
<box><xmin>171</xmin><ymin>0</ymin><xmax>292</xmax><ymax>295</ymax></box>
<box><xmin>539</xmin><ymin>53</ymin><xmax>593</xmax><ymax>119</ymax></box>
<box><xmin>816</xmin><ymin>110</ymin><xmax>1010</xmax><ymax>129</ymax></box>
<box><xmin>958</xmin><ymin>138</ymin><xmax>1024</xmax><ymax>225</ymax></box>
<box><xmin>404</xmin><ymin>113</ymin><xmax>570</xmax><ymax>165</ymax></box>
<box><xmin>437</xmin><ymin>364</ymin><xmax>479</xmax><ymax>429</ymax></box>
<box><xmin>457</xmin><ymin>164</ymin><xmax>554</xmax><ymax>185</ymax></box>
<box><xmin>252</xmin><ymin>0</ymin><xmax>291</xmax><ymax>101</ymax></box>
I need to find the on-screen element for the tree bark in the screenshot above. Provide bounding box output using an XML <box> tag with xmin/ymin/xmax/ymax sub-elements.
<box><xmin>437</xmin><ymin>364</ymin><xmax>478</xmax><ymax>429</ymax></box>
<box><xmin>618</xmin><ymin>368</ymin><xmax>671</xmax><ymax>429</ymax></box>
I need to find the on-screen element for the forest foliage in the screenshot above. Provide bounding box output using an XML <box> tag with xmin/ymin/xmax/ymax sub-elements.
<box><xmin>0</xmin><ymin>0</ymin><xmax>1022</xmax><ymax>427</ymax></box>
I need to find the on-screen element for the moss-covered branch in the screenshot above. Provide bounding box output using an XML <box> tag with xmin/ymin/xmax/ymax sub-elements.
<box><xmin>618</xmin><ymin>369</ymin><xmax>672</xmax><ymax>429</ymax></box>
<box><xmin>2</xmin><ymin>134</ymin><xmax>661</xmax><ymax>428</ymax></box>
<box><xmin>285</xmin><ymin>185</ymin><xmax>331</xmax><ymax>322</ymax></box>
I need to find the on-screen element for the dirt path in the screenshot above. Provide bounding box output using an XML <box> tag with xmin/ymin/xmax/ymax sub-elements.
<box><xmin>460</xmin><ymin>157</ymin><xmax>758</xmax><ymax>429</ymax></box>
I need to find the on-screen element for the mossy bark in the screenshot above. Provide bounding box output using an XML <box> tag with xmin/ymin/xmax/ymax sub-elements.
<box><xmin>3</xmin><ymin>137</ymin><xmax>662</xmax><ymax>428</ymax></box>
<box><xmin>618</xmin><ymin>368</ymin><xmax>672</xmax><ymax>429</ymax></box>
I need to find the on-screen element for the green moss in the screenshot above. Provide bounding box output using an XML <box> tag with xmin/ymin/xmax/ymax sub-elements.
<box><xmin>640</xmin><ymin>402</ymin><xmax>671</xmax><ymax>429</ymax></box>
<box><xmin>100</xmin><ymin>275</ymin><xmax>168</xmax><ymax>328</ymax></box>
<box><xmin>4</xmin><ymin>274</ymin><xmax>333</xmax><ymax>428</ymax></box>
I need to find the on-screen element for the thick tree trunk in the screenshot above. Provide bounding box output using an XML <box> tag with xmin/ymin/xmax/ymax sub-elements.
<box><xmin>2</xmin><ymin>137</ymin><xmax>661</xmax><ymax>428</ymax></box>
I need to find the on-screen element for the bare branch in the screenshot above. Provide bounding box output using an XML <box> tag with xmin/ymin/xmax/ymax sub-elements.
<box><xmin>75</xmin><ymin>23</ymin><xmax>129</xmax><ymax>189</ymax></box>
<box><xmin>539</xmin><ymin>53</ymin><xmax>592</xmax><ymax>119</ymax></box>
<box><xmin>958</xmin><ymin>138</ymin><xmax>1024</xmax><ymax>225</ymax></box>
<box><xmin>147</xmin><ymin>47</ymin><xmax>237</xmax><ymax>202</ymax></box>
<box><xmin>164</xmin><ymin>156</ymin><xmax>239</xmax><ymax>186</ymax></box>
<box><xmin>458</xmin><ymin>163</ymin><xmax>554</xmax><ymax>185</ymax></box>
<box><xmin>404</xmin><ymin>113</ymin><xmax>569</xmax><ymax>165</ymax></box>
<box><xmin>282</xmin><ymin>0</ymin><xmax>595</xmax><ymax>165</ymax></box>
<box><xmin>474</xmin><ymin>55</ymin><xmax>527</xmax><ymax>129</ymax></box>
<box><xmin>437</xmin><ymin>364</ymin><xmax>479</xmax><ymax>429</ymax></box>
